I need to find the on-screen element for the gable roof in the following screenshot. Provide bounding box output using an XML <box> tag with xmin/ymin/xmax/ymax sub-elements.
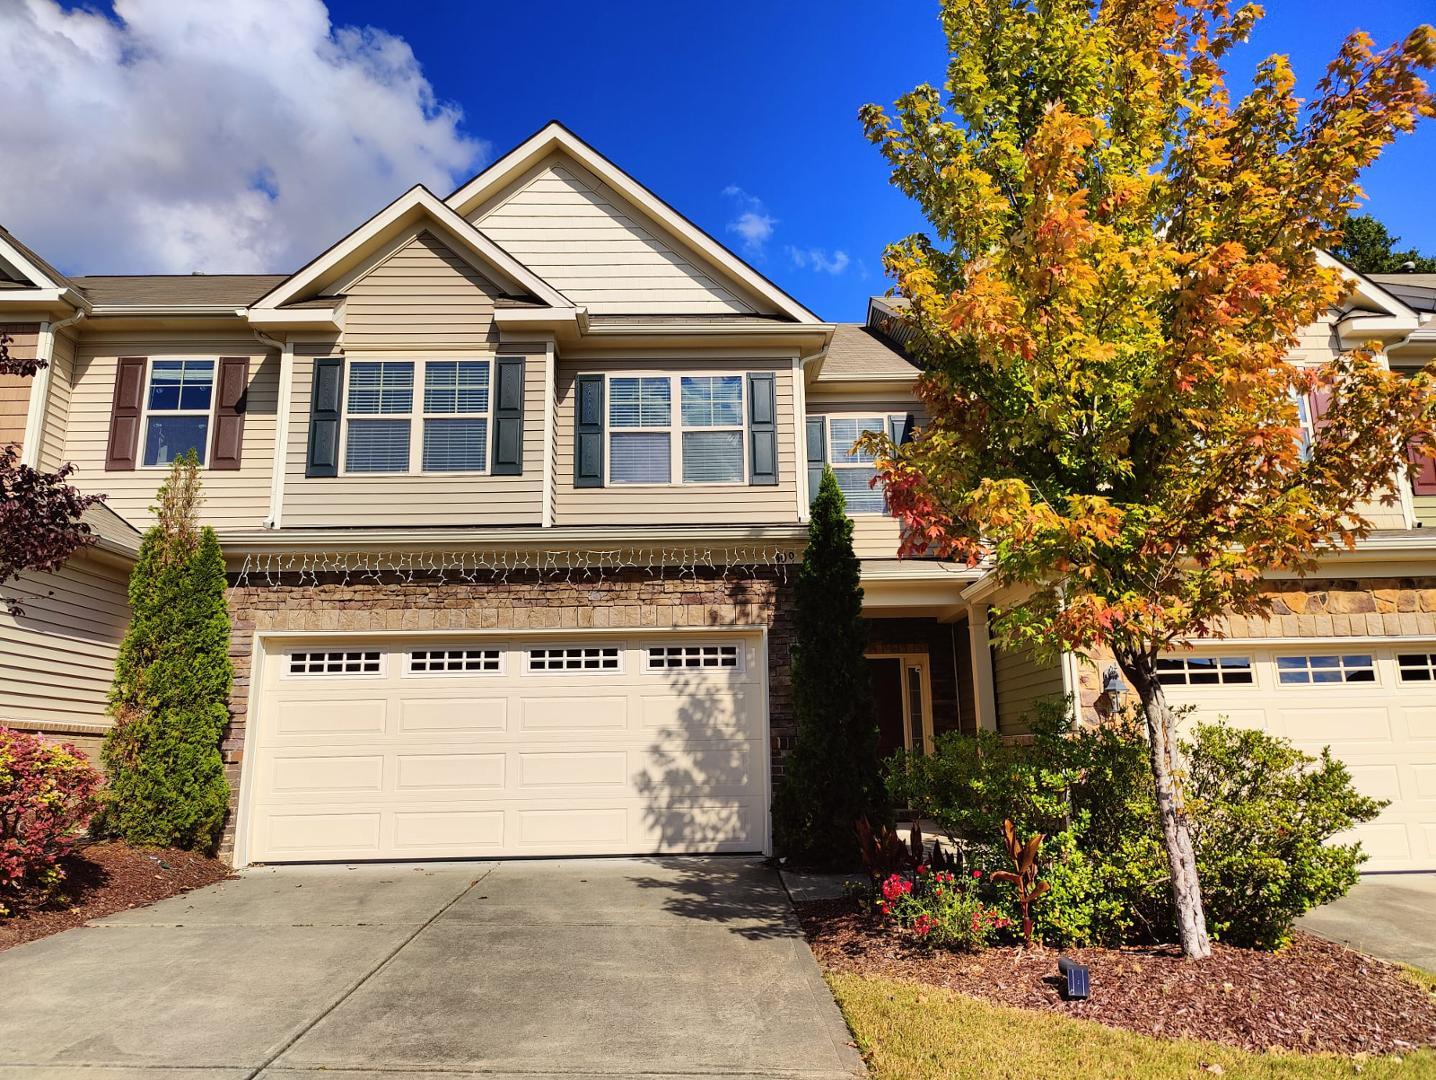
<box><xmin>0</xmin><ymin>225</ymin><xmax>71</xmax><ymax>290</ymax></box>
<box><xmin>445</xmin><ymin>121</ymin><xmax>820</xmax><ymax>324</ymax></box>
<box><xmin>252</xmin><ymin>184</ymin><xmax>572</xmax><ymax>313</ymax></box>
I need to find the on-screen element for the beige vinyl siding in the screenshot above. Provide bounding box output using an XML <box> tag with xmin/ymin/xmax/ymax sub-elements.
<box><xmin>0</xmin><ymin>373</ymin><xmax>27</xmax><ymax>448</ymax></box>
<box><xmin>40</xmin><ymin>330</ymin><xmax>75</xmax><ymax>471</ymax></box>
<box><xmin>474</xmin><ymin>156</ymin><xmax>757</xmax><ymax>315</ymax></box>
<box><xmin>0</xmin><ymin>552</ymin><xmax>130</xmax><ymax>728</ymax></box>
<box><xmin>994</xmin><ymin>644</ymin><xmax>1065</xmax><ymax>736</ymax></box>
<box><xmin>1414</xmin><ymin>496</ymin><xmax>1436</xmax><ymax>528</ymax></box>
<box><xmin>552</xmin><ymin>357</ymin><xmax>798</xmax><ymax>526</ymax></box>
<box><xmin>63</xmin><ymin>335</ymin><xmax>278</xmax><ymax>530</ymax></box>
<box><xmin>807</xmin><ymin>395</ymin><xmax>925</xmax><ymax>560</ymax></box>
<box><xmin>0</xmin><ymin>324</ymin><xmax>38</xmax><ymax>450</ymax></box>
<box><xmin>282</xmin><ymin>349</ymin><xmax>546</xmax><ymax>528</ymax></box>
<box><xmin>1290</xmin><ymin>314</ymin><xmax>1408</xmax><ymax>528</ymax></box>
<box><xmin>341</xmin><ymin>230</ymin><xmax>501</xmax><ymax>352</ymax></box>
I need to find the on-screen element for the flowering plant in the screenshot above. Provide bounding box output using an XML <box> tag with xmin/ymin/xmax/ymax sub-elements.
<box><xmin>870</xmin><ymin>867</ymin><xmax>1010</xmax><ymax>951</ymax></box>
<box><xmin>0</xmin><ymin>728</ymin><xmax>101</xmax><ymax>916</ymax></box>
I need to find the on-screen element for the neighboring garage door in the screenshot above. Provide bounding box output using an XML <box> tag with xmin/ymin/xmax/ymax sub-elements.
<box><xmin>242</xmin><ymin>632</ymin><xmax>767</xmax><ymax>863</ymax></box>
<box><xmin>1158</xmin><ymin>646</ymin><xmax>1436</xmax><ymax>871</ymax></box>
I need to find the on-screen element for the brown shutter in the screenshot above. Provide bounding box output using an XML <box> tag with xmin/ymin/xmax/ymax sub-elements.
<box><xmin>105</xmin><ymin>357</ymin><xmax>147</xmax><ymax>471</ymax></box>
<box><xmin>1408</xmin><ymin>441</ymin><xmax>1436</xmax><ymax>496</ymax></box>
<box><xmin>209</xmin><ymin>357</ymin><xmax>250</xmax><ymax>471</ymax></box>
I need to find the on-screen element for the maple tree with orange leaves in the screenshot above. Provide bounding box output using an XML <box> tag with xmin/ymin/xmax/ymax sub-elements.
<box><xmin>860</xmin><ymin>0</ymin><xmax>1436</xmax><ymax>959</ymax></box>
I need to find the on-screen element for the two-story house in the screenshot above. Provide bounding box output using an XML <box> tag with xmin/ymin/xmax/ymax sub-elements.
<box><xmin>1</xmin><ymin>122</ymin><xmax>1434</xmax><ymax>872</ymax></box>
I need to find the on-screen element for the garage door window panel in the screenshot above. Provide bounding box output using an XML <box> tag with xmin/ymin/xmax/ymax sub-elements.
<box><xmin>1397</xmin><ymin>653</ymin><xmax>1436</xmax><ymax>682</ymax></box>
<box><xmin>288</xmin><ymin>650</ymin><xmax>383</xmax><ymax>676</ymax></box>
<box><xmin>646</xmin><ymin>643</ymin><xmax>742</xmax><ymax>671</ymax></box>
<box><xmin>408</xmin><ymin>647</ymin><xmax>503</xmax><ymax>674</ymax></box>
<box><xmin>526</xmin><ymin>645</ymin><xmax>622</xmax><ymax>672</ymax></box>
<box><xmin>1276</xmin><ymin>654</ymin><xmax>1375</xmax><ymax>685</ymax></box>
<box><xmin>1156</xmin><ymin>656</ymin><xmax>1253</xmax><ymax>686</ymax></box>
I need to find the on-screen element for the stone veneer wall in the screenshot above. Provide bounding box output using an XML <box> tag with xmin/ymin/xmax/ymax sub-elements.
<box><xmin>221</xmin><ymin>569</ymin><xmax>794</xmax><ymax>860</ymax></box>
<box><xmin>1074</xmin><ymin>576</ymin><xmax>1436</xmax><ymax>720</ymax></box>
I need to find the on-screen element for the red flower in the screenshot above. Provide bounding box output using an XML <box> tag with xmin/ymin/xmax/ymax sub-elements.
<box><xmin>881</xmin><ymin>874</ymin><xmax>913</xmax><ymax>901</ymax></box>
<box><xmin>971</xmin><ymin>869</ymin><xmax>982</xmax><ymax>880</ymax></box>
<box><xmin>912</xmin><ymin>914</ymin><xmax>936</xmax><ymax>937</ymax></box>
<box><xmin>916</xmin><ymin>864</ymin><xmax>929</xmax><ymax>875</ymax></box>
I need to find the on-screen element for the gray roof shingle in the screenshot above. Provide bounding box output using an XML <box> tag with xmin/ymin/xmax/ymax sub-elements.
<box><xmin>820</xmin><ymin>324</ymin><xmax>920</xmax><ymax>380</ymax></box>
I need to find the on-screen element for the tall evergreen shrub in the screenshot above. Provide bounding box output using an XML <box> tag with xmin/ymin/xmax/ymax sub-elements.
<box><xmin>772</xmin><ymin>467</ymin><xmax>888</xmax><ymax>865</ymax></box>
<box><xmin>96</xmin><ymin>453</ymin><xmax>232</xmax><ymax>851</ymax></box>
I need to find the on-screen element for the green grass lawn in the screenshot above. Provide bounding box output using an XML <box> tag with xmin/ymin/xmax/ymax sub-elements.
<box><xmin>828</xmin><ymin>973</ymin><xmax>1436</xmax><ymax>1079</ymax></box>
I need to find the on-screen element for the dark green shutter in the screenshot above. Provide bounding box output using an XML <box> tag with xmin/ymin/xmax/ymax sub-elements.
<box><xmin>305</xmin><ymin>358</ymin><xmax>344</xmax><ymax>477</ymax></box>
<box><xmin>747</xmin><ymin>371</ymin><xmax>777</xmax><ymax>486</ymax></box>
<box><xmin>574</xmin><ymin>374</ymin><xmax>605</xmax><ymax>487</ymax></box>
<box><xmin>491</xmin><ymin>357</ymin><xmax>525</xmax><ymax>475</ymax></box>
<box><xmin>805</xmin><ymin>416</ymin><xmax>826</xmax><ymax>506</ymax></box>
<box><xmin>888</xmin><ymin>413</ymin><xmax>915</xmax><ymax>445</ymax></box>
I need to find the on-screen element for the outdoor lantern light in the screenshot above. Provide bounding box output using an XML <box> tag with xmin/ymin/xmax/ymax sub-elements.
<box><xmin>1101</xmin><ymin>663</ymin><xmax>1128</xmax><ymax>712</ymax></box>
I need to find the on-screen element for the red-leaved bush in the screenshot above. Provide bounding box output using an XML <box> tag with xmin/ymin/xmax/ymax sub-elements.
<box><xmin>0</xmin><ymin>727</ymin><xmax>102</xmax><ymax>915</ymax></box>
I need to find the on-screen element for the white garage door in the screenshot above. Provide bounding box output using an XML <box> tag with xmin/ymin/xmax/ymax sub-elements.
<box><xmin>1158</xmin><ymin>646</ymin><xmax>1436</xmax><ymax>871</ymax></box>
<box><xmin>242</xmin><ymin>632</ymin><xmax>767</xmax><ymax>863</ymax></box>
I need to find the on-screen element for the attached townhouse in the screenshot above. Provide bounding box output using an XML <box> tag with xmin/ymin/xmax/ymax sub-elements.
<box><xmin>0</xmin><ymin>122</ymin><xmax>1433</xmax><ymax>872</ymax></box>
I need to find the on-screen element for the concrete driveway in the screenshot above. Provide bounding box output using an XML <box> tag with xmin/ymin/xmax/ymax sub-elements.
<box><xmin>0</xmin><ymin>857</ymin><xmax>863</xmax><ymax>1080</ymax></box>
<box><xmin>1298</xmin><ymin>873</ymin><xmax>1436</xmax><ymax>972</ymax></box>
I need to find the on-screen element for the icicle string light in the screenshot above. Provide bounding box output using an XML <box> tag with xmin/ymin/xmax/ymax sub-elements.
<box><xmin>235</xmin><ymin>546</ymin><xmax>799</xmax><ymax>589</ymax></box>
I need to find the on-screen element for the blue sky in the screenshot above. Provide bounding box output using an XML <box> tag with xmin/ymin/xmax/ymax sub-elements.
<box><xmin>17</xmin><ymin>1</ymin><xmax>1436</xmax><ymax>321</ymax></box>
<box><xmin>329</xmin><ymin>0</ymin><xmax>1436</xmax><ymax>320</ymax></box>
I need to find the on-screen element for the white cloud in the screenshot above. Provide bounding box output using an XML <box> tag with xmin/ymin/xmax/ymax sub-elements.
<box><xmin>787</xmin><ymin>246</ymin><xmax>851</xmax><ymax>275</ymax></box>
<box><xmin>0</xmin><ymin>0</ymin><xmax>487</xmax><ymax>274</ymax></box>
<box><xmin>722</xmin><ymin>185</ymin><xmax>775</xmax><ymax>255</ymax></box>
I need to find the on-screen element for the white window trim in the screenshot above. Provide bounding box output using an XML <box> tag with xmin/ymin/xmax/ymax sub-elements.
<box><xmin>594</xmin><ymin>370</ymin><xmax>751</xmax><ymax>488</ymax></box>
<box><xmin>822</xmin><ymin>411</ymin><xmax>901</xmax><ymax>515</ymax></box>
<box><xmin>522</xmin><ymin>643</ymin><xmax>625</xmax><ymax>675</ymax></box>
<box><xmin>644</xmin><ymin>642</ymin><xmax>745</xmax><ymax>673</ymax></box>
<box><xmin>283</xmin><ymin>649</ymin><xmax>386</xmax><ymax>679</ymax></box>
<box><xmin>138</xmin><ymin>357</ymin><xmax>220</xmax><ymax>470</ymax></box>
<box><xmin>405</xmin><ymin>645</ymin><xmax>506</xmax><ymax>677</ymax></box>
<box><xmin>1397</xmin><ymin>651</ymin><xmax>1436</xmax><ymax>684</ymax></box>
<box><xmin>339</xmin><ymin>357</ymin><xmax>494</xmax><ymax>477</ymax></box>
<box><xmin>1274</xmin><ymin>652</ymin><xmax>1378</xmax><ymax>686</ymax></box>
<box><xmin>1155</xmin><ymin>655</ymin><xmax>1255</xmax><ymax>687</ymax></box>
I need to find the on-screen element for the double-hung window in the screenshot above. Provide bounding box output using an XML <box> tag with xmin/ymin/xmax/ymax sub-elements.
<box><xmin>827</xmin><ymin>416</ymin><xmax>888</xmax><ymax>513</ymax></box>
<box><xmin>345</xmin><ymin>361</ymin><xmax>414</xmax><ymax>473</ymax></box>
<box><xmin>679</xmin><ymin>375</ymin><xmax>744</xmax><ymax>483</ymax></box>
<box><xmin>422</xmin><ymin>361</ymin><xmax>490</xmax><ymax>472</ymax></box>
<box><xmin>341</xmin><ymin>360</ymin><xmax>493</xmax><ymax>474</ymax></box>
<box><xmin>609</xmin><ymin>376</ymin><xmax>672</xmax><ymax>484</ymax></box>
<box><xmin>142</xmin><ymin>359</ymin><xmax>215</xmax><ymax>467</ymax></box>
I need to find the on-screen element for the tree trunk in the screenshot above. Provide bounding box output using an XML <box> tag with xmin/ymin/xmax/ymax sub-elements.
<box><xmin>1120</xmin><ymin>652</ymin><xmax>1213</xmax><ymax>961</ymax></box>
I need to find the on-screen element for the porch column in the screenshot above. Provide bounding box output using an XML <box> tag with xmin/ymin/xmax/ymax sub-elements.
<box><xmin>968</xmin><ymin>603</ymin><xmax>998</xmax><ymax>732</ymax></box>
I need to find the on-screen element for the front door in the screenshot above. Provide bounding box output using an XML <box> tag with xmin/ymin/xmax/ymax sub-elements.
<box><xmin>866</xmin><ymin>653</ymin><xmax>933</xmax><ymax>761</ymax></box>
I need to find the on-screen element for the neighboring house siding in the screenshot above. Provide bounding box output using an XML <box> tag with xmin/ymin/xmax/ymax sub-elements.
<box><xmin>806</xmin><ymin>394</ymin><xmax>924</xmax><ymax>561</ymax></box>
<box><xmin>1289</xmin><ymin>313</ymin><xmax>1409</xmax><ymax>529</ymax></box>
<box><xmin>994</xmin><ymin>644</ymin><xmax>1065</xmax><ymax>736</ymax></box>
<box><xmin>342</xmin><ymin>230</ymin><xmax>501</xmax><ymax>352</ymax></box>
<box><xmin>473</xmin><ymin>156</ymin><xmax>758</xmax><ymax>315</ymax></box>
<box><xmin>0</xmin><ymin>323</ymin><xmax>39</xmax><ymax>450</ymax></box>
<box><xmin>1414</xmin><ymin>496</ymin><xmax>1436</xmax><ymax>529</ymax></box>
<box><xmin>0</xmin><ymin>551</ymin><xmax>130</xmax><ymax>731</ymax></box>
<box><xmin>40</xmin><ymin>330</ymin><xmax>75</xmax><ymax>472</ymax></box>
<box><xmin>552</xmin><ymin>357</ymin><xmax>798</xmax><ymax>526</ymax></box>
<box><xmin>63</xmin><ymin>336</ymin><xmax>278</xmax><ymax>529</ymax></box>
<box><xmin>282</xmin><ymin>347</ymin><xmax>546</xmax><ymax>528</ymax></box>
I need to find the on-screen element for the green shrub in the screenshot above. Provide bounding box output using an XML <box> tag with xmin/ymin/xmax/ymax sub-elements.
<box><xmin>772</xmin><ymin>467</ymin><xmax>888</xmax><ymax>866</ymax></box>
<box><xmin>95</xmin><ymin>454</ymin><xmax>232</xmax><ymax>853</ymax></box>
<box><xmin>861</xmin><ymin>867</ymin><xmax>1011</xmax><ymax>950</ymax></box>
<box><xmin>887</xmin><ymin>704</ymin><xmax>1383</xmax><ymax>950</ymax></box>
<box><xmin>1186</xmin><ymin>723</ymin><xmax>1386</xmax><ymax>950</ymax></box>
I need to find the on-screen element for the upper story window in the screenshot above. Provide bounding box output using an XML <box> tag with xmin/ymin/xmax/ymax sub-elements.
<box><xmin>606</xmin><ymin>373</ymin><xmax>748</xmax><ymax>485</ymax></box>
<box><xmin>142</xmin><ymin>359</ymin><xmax>214</xmax><ymax>467</ymax></box>
<box><xmin>342</xmin><ymin>359</ymin><xmax>491</xmax><ymax>475</ymax></box>
<box><xmin>609</xmin><ymin>376</ymin><xmax>671</xmax><ymax>484</ymax></box>
<box><xmin>826</xmin><ymin>416</ymin><xmax>888</xmax><ymax>513</ymax></box>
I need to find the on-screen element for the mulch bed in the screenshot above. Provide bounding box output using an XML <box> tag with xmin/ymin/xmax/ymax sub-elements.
<box><xmin>0</xmin><ymin>840</ymin><xmax>232</xmax><ymax>952</ymax></box>
<box><xmin>797</xmin><ymin>897</ymin><xmax>1436</xmax><ymax>1056</ymax></box>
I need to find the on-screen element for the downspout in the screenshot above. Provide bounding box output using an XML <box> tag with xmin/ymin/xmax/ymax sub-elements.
<box><xmin>794</xmin><ymin>342</ymin><xmax>828</xmax><ymax>520</ymax></box>
<box><xmin>252</xmin><ymin>327</ymin><xmax>289</xmax><ymax>530</ymax></box>
<box><xmin>20</xmin><ymin>309</ymin><xmax>85</xmax><ymax>468</ymax></box>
